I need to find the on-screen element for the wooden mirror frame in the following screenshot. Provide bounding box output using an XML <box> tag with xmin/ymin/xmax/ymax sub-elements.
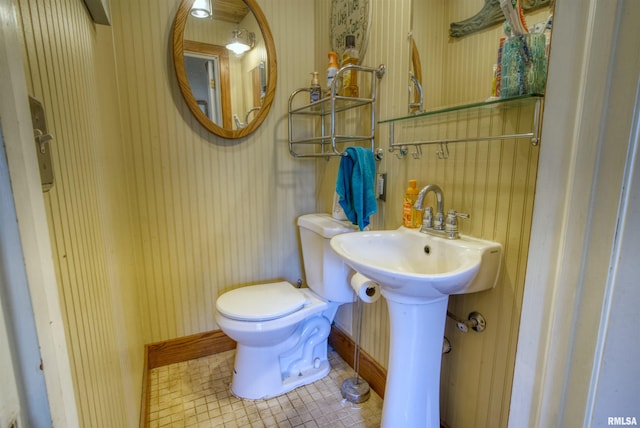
<box><xmin>172</xmin><ymin>0</ymin><xmax>277</xmax><ymax>139</ymax></box>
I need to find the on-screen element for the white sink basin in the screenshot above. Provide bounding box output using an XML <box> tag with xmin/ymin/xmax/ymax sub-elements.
<box><xmin>330</xmin><ymin>226</ymin><xmax>502</xmax><ymax>427</ymax></box>
<box><xmin>330</xmin><ymin>226</ymin><xmax>502</xmax><ymax>304</ymax></box>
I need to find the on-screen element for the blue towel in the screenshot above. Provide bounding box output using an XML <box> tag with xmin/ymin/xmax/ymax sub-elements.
<box><xmin>336</xmin><ymin>147</ymin><xmax>378</xmax><ymax>230</ymax></box>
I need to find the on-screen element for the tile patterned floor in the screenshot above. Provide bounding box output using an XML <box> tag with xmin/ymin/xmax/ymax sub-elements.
<box><xmin>148</xmin><ymin>347</ymin><xmax>384</xmax><ymax>427</ymax></box>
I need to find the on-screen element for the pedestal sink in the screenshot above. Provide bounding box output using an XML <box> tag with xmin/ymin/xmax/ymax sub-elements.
<box><xmin>330</xmin><ymin>227</ymin><xmax>502</xmax><ymax>428</ymax></box>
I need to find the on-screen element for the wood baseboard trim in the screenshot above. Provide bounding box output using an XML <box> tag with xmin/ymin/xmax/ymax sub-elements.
<box><xmin>140</xmin><ymin>345</ymin><xmax>149</xmax><ymax>428</ymax></box>
<box><xmin>328</xmin><ymin>325</ymin><xmax>387</xmax><ymax>399</ymax></box>
<box><xmin>140</xmin><ymin>326</ymin><xmax>388</xmax><ymax>426</ymax></box>
<box><xmin>140</xmin><ymin>330</ymin><xmax>236</xmax><ymax>427</ymax></box>
<box><xmin>146</xmin><ymin>329</ymin><xmax>237</xmax><ymax>370</ymax></box>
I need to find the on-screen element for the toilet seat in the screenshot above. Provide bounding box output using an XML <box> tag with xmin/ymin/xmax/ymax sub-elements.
<box><xmin>216</xmin><ymin>281</ymin><xmax>310</xmax><ymax>321</ymax></box>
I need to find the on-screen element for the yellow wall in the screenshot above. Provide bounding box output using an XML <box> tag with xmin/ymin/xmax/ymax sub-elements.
<box><xmin>16</xmin><ymin>0</ymin><xmax>322</xmax><ymax>423</ymax></box>
<box><xmin>14</xmin><ymin>0</ymin><xmax>551</xmax><ymax>425</ymax></box>
<box><xmin>15</xmin><ymin>0</ymin><xmax>141</xmax><ymax>426</ymax></box>
<box><xmin>437</xmin><ymin>5</ymin><xmax>548</xmax><ymax>427</ymax></box>
<box><xmin>315</xmin><ymin>1</ymin><xmax>550</xmax><ymax>427</ymax></box>
<box><xmin>110</xmin><ymin>0</ymin><xmax>319</xmax><ymax>342</ymax></box>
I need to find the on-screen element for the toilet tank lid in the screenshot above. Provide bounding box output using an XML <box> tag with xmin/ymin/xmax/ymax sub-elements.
<box><xmin>216</xmin><ymin>281</ymin><xmax>309</xmax><ymax>321</ymax></box>
<box><xmin>297</xmin><ymin>213</ymin><xmax>356</xmax><ymax>238</ymax></box>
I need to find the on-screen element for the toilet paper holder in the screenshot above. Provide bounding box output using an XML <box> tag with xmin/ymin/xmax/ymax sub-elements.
<box><xmin>349</xmin><ymin>272</ymin><xmax>380</xmax><ymax>304</ymax></box>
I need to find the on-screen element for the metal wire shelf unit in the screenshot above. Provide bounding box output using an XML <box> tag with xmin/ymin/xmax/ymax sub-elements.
<box><xmin>288</xmin><ymin>64</ymin><xmax>385</xmax><ymax>159</ymax></box>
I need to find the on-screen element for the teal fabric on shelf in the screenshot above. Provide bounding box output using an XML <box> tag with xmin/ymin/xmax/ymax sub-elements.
<box><xmin>336</xmin><ymin>147</ymin><xmax>377</xmax><ymax>231</ymax></box>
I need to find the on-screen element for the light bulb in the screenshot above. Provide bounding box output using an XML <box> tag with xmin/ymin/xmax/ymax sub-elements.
<box><xmin>190</xmin><ymin>0</ymin><xmax>211</xmax><ymax>18</ymax></box>
<box><xmin>226</xmin><ymin>41</ymin><xmax>250</xmax><ymax>55</ymax></box>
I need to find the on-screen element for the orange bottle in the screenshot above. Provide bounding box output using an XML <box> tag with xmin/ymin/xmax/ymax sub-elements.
<box><xmin>402</xmin><ymin>180</ymin><xmax>422</xmax><ymax>228</ymax></box>
<box><xmin>341</xmin><ymin>35</ymin><xmax>359</xmax><ymax>97</ymax></box>
<box><xmin>327</xmin><ymin>51</ymin><xmax>339</xmax><ymax>95</ymax></box>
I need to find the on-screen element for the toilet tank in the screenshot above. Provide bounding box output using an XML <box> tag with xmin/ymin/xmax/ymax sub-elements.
<box><xmin>297</xmin><ymin>214</ymin><xmax>357</xmax><ymax>303</ymax></box>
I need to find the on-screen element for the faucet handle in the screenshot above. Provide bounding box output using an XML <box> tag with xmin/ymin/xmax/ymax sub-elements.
<box><xmin>445</xmin><ymin>210</ymin><xmax>469</xmax><ymax>238</ymax></box>
<box><xmin>433</xmin><ymin>209</ymin><xmax>445</xmax><ymax>230</ymax></box>
<box><xmin>447</xmin><ymin>210</ymin><xmax>469</xmax><ymax>220</ymax></box>
<box><xmin>420</xmin><ymin>207</ymin><xmax>434</xmax><ymax>231</ymax></box>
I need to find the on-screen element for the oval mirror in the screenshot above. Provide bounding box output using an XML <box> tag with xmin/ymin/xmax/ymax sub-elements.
<box><xmin>173</xmin><ymin>0</ymin><xmax>277</xmax><ymax>139</ymax></box>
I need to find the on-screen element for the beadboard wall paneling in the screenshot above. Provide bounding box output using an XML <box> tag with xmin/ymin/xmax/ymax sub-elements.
<box><xmin>184</xmin><ymin>9</ymin><xmax>266</xmax><ymax>123</ymax></box>
<box><xmin>315</xmin><ymin>1</ymin><xmax>550</xmax><ymax>427</ymax></box>
<box><xmin>314</xmin><ymin>0</ymin><xmax>411</xmax><ymax>367</ymax></box>
<box><xmin>15</xmin><ymin>0</ymin><xmax>142</xmax><ymax>426</ymax></box>
<box><xmin>360</xmin><ymin>0</ymin><xmax>411</xmax><ymax>370</ymax></box>
<box><xmin>443</xmin><ymin>4</ymin><xmax>549</xmax><ymax>106</ymax></box>
<box><xmin>110</xmin><ymin>0</ymin><xmax>318</xmax><ymax>343</ymax></box>
<box><xmin>14</xmin><ymin>0</ymin><xmax>550</xmax><ymax>424</ymax></box>
<box><xmin>434</xmin><ymin>5</ymin><xmax>548</xmax><ymax>427</ymax></box>
<box><xmin>413</xmin><ymin>0</ymin><xmax>445</xmax><ymax>109</ymax></box>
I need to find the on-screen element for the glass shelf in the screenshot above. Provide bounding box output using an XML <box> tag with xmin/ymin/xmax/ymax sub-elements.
<box><xmin>287</xmin><ymin>135</ymin><xmax>374</xmax><ymax>145</ymax></box>
<box><xmin>379</xmin><ymin>94</ymin><xmax>544</xmax><ymax>124</ymax></box>
<box><xmin>289</xmin><ymin>95</ymin><xmax>374</xmax><ymax>116</ymax></box>
<box><xmin>380</xmin><ymin>94</ymin><xmax>544</xmax><ymax>158</ymax></box>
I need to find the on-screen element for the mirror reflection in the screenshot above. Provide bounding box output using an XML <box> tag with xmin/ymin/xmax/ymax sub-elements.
<box><xmin>409</xmin><ymin>37</ymin><xmax>424</xmax><ymax>114</ymax></box>
<box><xmin>409</xmin><ymin>0</ymin><xmax>553</xmax><ymax>113</ymax></box>
<box><xmin>173</xmin><ymin>0</ymin><xmax>277</xmax><ymax>139</ymax></box>
<box><xmin>184</xmin><ymin>4</ymin><xmax>265</xmax><ymax>129</ymax></box>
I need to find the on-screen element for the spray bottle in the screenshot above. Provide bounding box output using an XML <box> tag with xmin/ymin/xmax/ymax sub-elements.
<box><xmin>326</xmin><ymin>52</ymin><xmax>339</xmax><ymax>96</ymax></box>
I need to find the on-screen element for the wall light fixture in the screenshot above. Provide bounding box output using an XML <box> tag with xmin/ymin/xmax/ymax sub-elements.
<box><xmin>190</xmin><ymin>0</ymin><xmax>212</xmax><ymax>18</ymax></box>
<box><xmin>225</xmin><ymin>29</ymin><xmax>255</xmax><ymax>55</ymax></box>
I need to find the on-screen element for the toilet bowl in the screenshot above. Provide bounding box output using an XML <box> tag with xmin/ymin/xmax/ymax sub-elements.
<box><xmin>214</xmin><ymin>214</ymin><xmax>356</xmax><ymax>399</ymax></box>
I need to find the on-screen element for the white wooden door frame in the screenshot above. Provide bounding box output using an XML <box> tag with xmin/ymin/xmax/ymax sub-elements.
<box><xmin>0</xmin><ymin>0</ymin><xmax>78</xmax><ymax>425</ymax></box>
<box><xmin>510</xmin><ymin>0</ymin><xmax>640</xmax><ymax>426</ymax></box>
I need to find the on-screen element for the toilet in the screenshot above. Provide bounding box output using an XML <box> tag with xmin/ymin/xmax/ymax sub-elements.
<box><xmin>214</xmin><ymin>213</ymin><xmax>357</xmax><ymax>399</ymax></box>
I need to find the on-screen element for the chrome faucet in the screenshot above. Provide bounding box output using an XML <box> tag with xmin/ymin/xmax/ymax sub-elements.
<box><xmin>413</xmin><ymin>184</ymin><xmax>469</xmax><ymax>239</ymax></box>
<box><xmin>413</xmin><ymin>184</ymin><xmax>445</xmax><ymax>231</ymax></box>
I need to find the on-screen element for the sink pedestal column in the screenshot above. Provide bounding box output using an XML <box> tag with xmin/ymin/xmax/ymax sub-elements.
<box><xmin>380</xmin><ymin>295</ymin><xmax>449</xmax><ymax>428</ymax></box>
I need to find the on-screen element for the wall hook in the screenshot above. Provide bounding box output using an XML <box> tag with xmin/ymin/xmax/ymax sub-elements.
<box><xmin>436</xmin><ymin>142</ymin><xmax>450</xmax><ymax>159</ymax></box>
<box><xmin>411</xmin><ymin>145</ymin><xmax>422</xmax><ymax>159</ymax></box>
<box><xmin>389</xmin><ymin>145</ymin><xmax>408</xmax><ymax>159</ymax></box>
